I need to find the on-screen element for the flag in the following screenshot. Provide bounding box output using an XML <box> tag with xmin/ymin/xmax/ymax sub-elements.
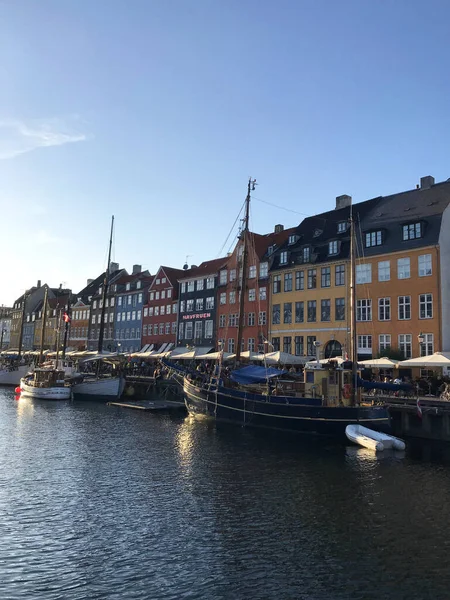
<box><xmin>417</xmin><ymin>398</ymin><xmax>423</xmax><ymax>419</ymax></box>
<box><xmin>63</xmin><ymin>311</ymin><xmax>71</xmax><ymax>324</ymax></box>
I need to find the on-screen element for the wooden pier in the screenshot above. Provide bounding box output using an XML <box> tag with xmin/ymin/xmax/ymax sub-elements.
<box><xmin>107</xmin><ymin>399</ymin><xmax>186</xmax><ymax>412</ymax></box>
<box><xmin>386</xmin><ymin>396</ymin><xmax>450</xmax><ymax>442</ymax></box>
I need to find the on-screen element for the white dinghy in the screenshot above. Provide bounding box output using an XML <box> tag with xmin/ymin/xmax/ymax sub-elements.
<box><xmin>346</xmin><ymin>424</ymin><xmax>405</xmax><ymax>452</ymax></box>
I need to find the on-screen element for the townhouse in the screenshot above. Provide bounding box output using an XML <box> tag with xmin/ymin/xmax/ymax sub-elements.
<box><xmin>114</xmin><ymin>267</ymin><xmax>152</xmax><ymax>353</ymax></box>
<box><xmin>0</xmin><ymin>307</ymin><xmax>12</xmax><ymax>349</ymax></box>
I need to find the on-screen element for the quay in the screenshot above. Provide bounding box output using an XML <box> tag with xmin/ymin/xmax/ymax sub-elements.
<box><xmin>385</xmin><ymin>396</ymin><xmax>450</xmax><ymax>442</ymax></box>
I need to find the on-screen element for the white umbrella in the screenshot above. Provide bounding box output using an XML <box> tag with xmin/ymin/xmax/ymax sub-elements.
<box><xmin>263</xmin><ymin>351</ymin><xmax>308</xmax><ymax>365</ymax></box>
<box><xmin>399</xmin><ymin>352</ymin><xmax>450</xmax><ymax>368</ymax></box>
<box><xmin>359</xmin><ymin>357</ymin><xmax>398</xmax><ymax>368</ymax></box>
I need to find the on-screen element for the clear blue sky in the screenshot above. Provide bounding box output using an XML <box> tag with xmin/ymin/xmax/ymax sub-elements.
<box><xmin>1</xmin><ymin>0</ymin><xmax>449</xmax><ymax>306</ymax></box>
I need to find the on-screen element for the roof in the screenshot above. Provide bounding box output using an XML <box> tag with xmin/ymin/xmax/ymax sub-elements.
<box><xmin>154</xmin><ymin>266</ymin><xmax>188</xmax><ymax>288</ymax></box>
<box><xmin>178</xmin><ymin>256</ymin><xmax>228</xmax><ymax>281</ymax></box>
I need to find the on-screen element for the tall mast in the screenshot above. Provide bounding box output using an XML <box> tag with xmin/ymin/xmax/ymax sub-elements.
<box><xmin>39</xmin><ymin>285</ymin><xmax>49</xmax><ymax>365</ymax></box>
<box><xmin>98</xmin><ymin>215</ymin><xmax>114</xmax><ymax>353</ymax></box>
<box><xmin>17</xmin><ymin>292</ymin><xmax>27</xmax><ymax>358</ymax></box>
<box><xmin>62</xmin><ymin>294</ymin><xmax>71</xmax><ymax>359</ymax></box>
<box><xmin>349</xmin><ymin>206</ymin><xmax>358</xmax><ymax>406</ymax></box>
<box><xmin>235</xmin><ymin>178</ymin><xmax>256</xmax><ymax>363</ymax></box>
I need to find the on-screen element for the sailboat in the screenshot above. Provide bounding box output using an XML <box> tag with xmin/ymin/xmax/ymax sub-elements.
<box><xmin>72</xmin><ymin>216</ymin><xmax>125</xmax><ymax>401</ymax></box>
<box><xmin>19</xmin><ymin>285</ymin><xmax>71</xmax><ymax>400</ymax></box>
<box><xmin>0</xmin><ymin>295</ymin><xmax>32</xmax><ymax>386</ymax></box>
<box><xmin>176</xmin><ymin>179</ymin><xmax>389</xmax><ymax>438</ymax></box>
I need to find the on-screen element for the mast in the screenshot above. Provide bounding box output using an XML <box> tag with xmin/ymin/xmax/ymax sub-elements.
<box><xmin>235</xmin><ymin>178</ymin><xmax>256</xmax><ymax>363</ymax></box>
<box><xmin>39</xmin><ymin>285</ymin><xmax>49</xmax><ymax>365</ymax></box>
<box><xmin>349</xmin><ymin>206</ymin><xmax>358</xmax><ymax>406</ymax></box>
<box><xmin>98</xmin><ymin>215</ymin><xmax>114</xmax><ymax>353</ymax></box>
<box><xmin>17</xmin><ymin>291</ymin><xmax>27</xmax><ymax>358</ymax></box>
<box><xmin>62</xmin><ymin>294</ymin><xmax>71</xmax><ymax>359</ymax></box>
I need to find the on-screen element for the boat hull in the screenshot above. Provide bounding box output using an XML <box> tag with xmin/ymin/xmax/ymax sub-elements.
<box><xmin>0</xmin><ymin>365</ymin><xmax>31</xmax><ymax>386</ymax></box>
<box><xmin>20</xmin><ymin>379</ymin><xmax>71</xmax><ymax>400</ymax></box>
<box><xmin>72</xmin><ymin>377</ymin><xmax>125</xmax><ymax>401</ymax></box>
<box><xmin>183</xmin><ymin>378</ymin><xmax>389</xmax><ymax>438</ymax></box>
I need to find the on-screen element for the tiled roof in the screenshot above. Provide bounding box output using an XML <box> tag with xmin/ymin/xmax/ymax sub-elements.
<box><xmin>178</xmin><ymin>257</ymin><xmax>228</xmax><ymax>280</ymax></box>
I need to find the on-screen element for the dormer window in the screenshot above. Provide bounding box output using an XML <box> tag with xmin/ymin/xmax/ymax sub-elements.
<box><xmin>403</xmin><ymin>222</ymin><xmax>422</xmax><ymax>241</ymax></box>
<box><xmin>365</xmin><ymin>230</ymin><xmax>383</xmax><ymax>248</ymax></box>
<box><xmin>280</xmin><ymin>251</ymin><xmax>288</xmax><ymax>265</ymax></box>
<box><xmin>267</xmin><ymin>245</ymin><xmax>274</xmax><ymax>256</ymax></box>
<box><xmin>328</xmin><ymin>240</ymin><xmax>339</xmax><ymax>255</ymax></box>
<box><xmin>136</xmin><ymin>281</ymin><xmax>141</xmax><ymax>289</ymax></box>
<box><xmin>313</xmin><ymin>229</ymin><xmax>322</xmax><ymax>238</ymax></box>
<box><xmin>302</xmin><ymin>246</ymin><xmax>310</xmax><ymax>263</ymax></box>
<box><xmin>337</xmin><ymin>221</ymin><xmax>347</xmax><ymax>233</ymax></box>
<box><xmin>288</xmin><ymin>235</ymin><xmax>297</xmax><ymax>245</ymax></box>
<box><xmin>126</xmin><ymin>283</ymin><xmax>131</xmax><ymax>291</ymax></box>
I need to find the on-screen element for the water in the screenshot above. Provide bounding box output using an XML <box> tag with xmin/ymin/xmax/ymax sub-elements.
<box><xmin>1</xmin><ymin>388</ymin><xmax>450</xmax><ymax>600</ymax></box>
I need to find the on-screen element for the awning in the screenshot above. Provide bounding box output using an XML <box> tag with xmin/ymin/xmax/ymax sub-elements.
<box><xmin>139</xmin><ymin>344</ymin><xmax>151</xmax><ymax>353</ymax></box>
<box><xmin>195</xmin><ymin>351</ymin><xmax>235</xmax><ymax>361</ymax></box>
<box><xmin>231</xmin><ymin>365</ymin><xmax>287</xmax><ymax>385</ymax></box>
<box><xmin>360</xmin><ymin>357</ymin><xmax>398</xmax><ymax>368</ymax></box>
<box><xmin>158</xmin><ymin>343</ymin><xmax>169</xmax><ymax>353</ymax></box>
<box><xmin>398</xmin><ymin>352</ymin><xmax>450</xmax><ymax>367</ymax></box>
<box><xmin>263</xmin><ymin>351</ymin><xmax>309</xmax><ymax>365</ymax></box>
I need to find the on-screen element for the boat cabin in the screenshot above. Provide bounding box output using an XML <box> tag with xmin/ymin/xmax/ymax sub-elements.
<box><xmin>28</xmin><ymin>369</ymin><xmax>66</xmax><ymax>388</ymax></box>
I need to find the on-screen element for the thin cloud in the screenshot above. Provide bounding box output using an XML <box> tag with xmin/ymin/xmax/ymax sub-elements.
<box><xmin>0</xmin><ymin>117</ymin><xmax>87</xmax><ymax>159</ymax></box>
<box><xmin>35</xmin><ymin>230</ymin><xmax>63</xmax><ymax>245</ymax></box>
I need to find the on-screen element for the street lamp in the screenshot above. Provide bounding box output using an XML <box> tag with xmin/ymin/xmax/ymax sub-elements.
<box><xmin>313</xmin><ymin>340</ymin><xmax>322</xmax><ymax>364</ymax></box>
<box><xmin>117</xmin><ymin>342</ymin><xmax>122</xmax><ymax>355</ymax></box>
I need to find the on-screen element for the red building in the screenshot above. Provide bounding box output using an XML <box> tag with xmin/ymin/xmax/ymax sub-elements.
<box><xmin>141</xmin><ymin>266</ymin><xmax>185</xmax><ymax>352</ymax></box>
<box><xmin>216</xmin><ymin>225</ymin><xmax>295</xmax><ymax>354</ymax></box>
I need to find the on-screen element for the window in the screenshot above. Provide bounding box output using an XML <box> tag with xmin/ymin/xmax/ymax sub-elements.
<box><xmin>272</xmin><ymin>337</ymin><xmax>280</xmax><ymax>351</ymax></box>
<box><xmin>219</xmin><ymin>315</ymin><xmax>226</xmax><ymax>327</ymax></box>
<box><xmin>154</xmin><ymin>307</ymin><xmax>159</xmax><ymax>316</ymax></box>
<box><xmin>181</xmin><ymin>283</ymin><xmax>186</xmax><ymax>294</ymax></box>
<box><xmin>185</xmin><ymin>322</ymin><xmax>193</xmax><ymax>339</ymax></box>
<box><xmin>150</xmin><ymin>292</ymin><xmax>155</xmax><ymax>301</ymax></box>
<box><xmin>167</xmin><ymin>289</ymin><xmax>172</xmax><ymax>298</ymax></box>
<box><xmin>148</xmin><ymin>324</ymin><xmax>153</xmax><ymax>336</ymax></box>
<box><xmin>288</xmin><ymin>235</ymin><xmax>297</xmax><ymax>245</ymax></box>
<box><xmin>187</xmin><ymin>281</ymin><xmax>195</xmax><ymax>292</ymax></box>
<box><xmin>337</xmin><ymin>221</ymin><xmax>347</xmax><ymax>233</ymax></box>
<box><xmin>219</xmin><ymin>270</ymin><xmax>227</xmax><ymax>285</ymax></box>
<box><xmin>227</xmin><ymin>313</ymin><xmax>236</xmax><ymax>327</ymax></box>
<box><xmin>172</xmin><ymin>321</ymin><xmax>176</xmax><ymax>334</ymax></box>
<box><xmin>295</xmin><ymin>301</ymin><xmax>304</xmax><ymax>323</ymax></box>
<box><xmin>303</xmin><ymin>246</ymin><xmax>310</xmax><ymax>262</ymax></box>
<box><xmin>365</xmin><ymin>231</ymin><xmax>382</xmax><ymax>247</ymax></box>
<box><xmin>306</xmin><ymin>336</ymin><xmax>316</xmax><ymax>356</ymax></box>
<box><xmin>328</xmin><ymin>240</ymin><xmax>338</xmax><ymax>255</ymax></box>
<box><xmin>118</xmin><ymin>297</ymin><xmax>122</xmax><ymax>307</ymax></box>
<box><xmin>117</xmin><ymin>313</ymin><xmax>121</xmax><ymax>322</ymax></box>
<box><xmin>248</xmin><ymin>312</ymin><xmax>255</xmax><ymax>326</ymax></box>
<box><xmin>137</xmin><ymin>293</ymin><xmax>143</xmax><ymax>304</ymax></box>
<box><xmin>156</xmin><ymin>279</ymin><xmax>160</xmax><ymax>285</ymax></box>
<box><xmin>137</xmin><ymin>281</ymin><xmax>142</xmax><ymax>289</ymax></box>
<box><xmin>126</xmin><ymin>283</ymin><xmax>131</xmax><ymax>291</ymax></box>
<box><xmin>109</xmin><ymin>312</ymin><xmax>114</xmax><ymax>323</ymax></box>
<box><xmin>206</xmin><ymin>297</ymin><xmax>214</xmax><ymax>309</ymax></box>
<box><xmin>335</xmin><ymin>298</ymin><xmax>345</xmax><ymax>321</ymax></box>
<box><xmin>194</xmin><ymin>321</ymin><xmax>202</xmax><ymax>339</ymax></box>
<box><xmin>356</xmin><ymin>264</ymin><xmax>372</xmax><ymax>284</ymax></box>
<box><xmin>259</xmin><ymin>287</ymin><xmax>267</xmax><ymax>300</ymax></box>
<box><xmin>398</xmin><ymin>296</ymin><xmax>411</xmax><ymax>320</ymax></box>
<box><xmin>399</xmin><ymin>334</ymin><xmax>412</xmax><ymax>358</ymax></box>
<box><xmin>397</xmin><ymin>257</ymin><xmax>410</xmax><ymax>279</ymax></box>
<box><xmin>280</xmin><ymin>251</ymin><xmax>288</xmax><ymax>265</ymax></box>
<box><xmin>419</xmin><ymin>254</ymin><xmax>432</xmax><ymax>277</ymax></box>
<box><xmin>249</xmin><ymin>265</ymin><xmax>257</xmax><ymax>278</ymax></box>
<box><xmin>283</xmin><ymin>336</ymin><xmax>292</xmax><ymax>354</ymax></box>
<box><xmin>155</xmin><ymin>292</ymin><xmax>159</xmax><ymax>300</ymax></box>
<box><xmin>227</xmin><ymin>338</ymin><xmax>235</xmax><ymax>353</ymax></box>
<box><xmin>110</xmin><ymin>297</ymin><xmax>115</xmax><ymax>307</ymax></box>
<box><xmin>131</xmin><ymin>310</ymin><xmax>136</xmax><ymax>320</ymax></box>
<box><xmin>206</xmin><ymin>277</ymin><xmax>214</xmax><ymax>289</ymax></box>
<box><xmin>284</xmin><ymin>273</ymin><xmax>293</xmax><ymax>292</ymax></box>
<box><xmin>420</xmin><ymin>333</ymin><xmax>434</xmax><ymax>356</ymax></box>
<box><xmin>378</xmin><ymin>298</ymin><xmax>390</xmax><ymax>321</ymax></box>
<box><xmin>143</xmin><ymin>325</ymin><xmax>147</xmax><ymax>336</ymax></box>
<box><xmin>321</xmin><ymin>299</ymin><xmax>331</xmax><ymax>321</ymax></box>
<box><xmin>160</xmin><ymin>306</ymin><xmax>165</xmax><ymax>316</ymax></box>
<box><xmin>196</xmin><ymin>298</ymin><xmax>204</xmax><ymax>311</ymax></box>
<box><xmin>131</xmin><ymin>328</ymin><xmax>135</xmax><ymax>339</ymax></box>
<box><xmin>377</xmin><ymin>260</ymin><xmax>390</xmax><ymax>282</ymax></box>
<box><xmin>295</xmin><ymin>270</ymin><xmax>304</xmax><ymax>290</ymax></box>
<box><xmin>379</xmin><ymin>334</ymin><xmax>391</xmax><ymax>353</ymax></box>
<box><xmin>307</xmin><ymin>300</ymin><xmax>316</xmax><ymax>322</ymax></box>
<box><xmin>186</xmin><ymin>300</ymin><xmax>194</xmax><ymax>312</ymax></box>
<box><xmin>283</xmin><ymin>303</ymin><xmax>292</xmax><ymax>324</ymax></box>
<box><xmin>357</xmin><ymin>335</ymin><xmax>372</xmax><ymax>354</ymax></box>
<box><xmin>403</xmin><ymin>222</ymin><xmax>422</xmax><ymax>241</ymax></box>
<box><xmin>122</xmin><ymin>311</ymin><xmax>126</xmax><ymax>320</ymax></box>
<box><xmin>205</xmin><ymin>320</ymin><xmax>213</xmax><ymax>339</ymax></box>
<box><xmin>321</xmin><ymin>267</ymin><xmax>331</xmax><ymax>288</ymax></box>
<box><xmin>248</xmin><ymin>289</ymin><xmax>256</xmax><ymax>301</ymax></box>
<box><xmin>273</xmin><ymin>275</ymin><xmax>281</xmax><ymax>294</ymax></box>
<box><xmin>258</xmin><ymin>311</ymin><xmax>266</xmax><ymax>325</ymax></box>
<box><xmin>307</xmin><ymin>269</ymin><xmax>316</xmax><ymax>289</ymax></box>
<box><xmin>332</xmin><ymin>265</ymin><xmax>344</xmax><ymax>287</ymax></box>
<box><xmin>295</xmin><ymin>336</ymin><xmax>304</xmax><ymax>356</ymax></box>
<box><xmin>172</xmin><ymin>303</ymin><xmax>177</xmax><ymax>313</ymax></box>
<box><xmin>229</xmin><ymin>269</ymin><xmax>236</xmax><ymax>282</ymax></box>
<box><xmin>357</xmin><ymin>299</ymin><xmax>372</xmax><ymax>321</ymax></box>
<box><xmin>93</xmin><ymin>300</ymin><xmax>97</xmax><ymax>309</ymax></box>
<box><xmin>197</xmin><ymin>279</ymin><xmax>204</xmax><ymax>291</ymax></box>
<box><xmin>220</xmin><ymin>293</ymin><xmax>226</xmax><ymax>305</ymax></box>
<box><xmin>272</xmin><ymin>304</ymin><xmax>280</xmax><ymax>325</ymax></box>
<box><xmin>419</xmin><ymin>293</ymin><xmax>433</xmax><ymax>319</ymax></box>
<box><xmin>91</xmin><ymin>315</ymin><xmax>96</xmax><ymax>325</ymax></box>
<box><xmin>180</xmin><ymin>301</ymin><xmax>185</xmax><ymax>313</ymax></box>
<box><xmin>259</xmin><ymin>262</ymin><xmax>268</xmax><ymax>278</ymax></box>
<box><xmin>248</xmin><ymin>338</ymin><xmax>255</xmax><ymax>352</ymax></box>
<box><xmin>166</xmin><ymin>305</ymin><xmax>171</xmax><ymax>314</ymax></box>
<box><xmin>161</xmin><ymin>278</ymin><xmax>166</xmax><ymax>284</ymax></box>
<box><xmin>178</xmin><ymin>322</ymin><xmax>184</xmax><ymax>340</ymax></box>
<box><xmin>143</xmin><ymin>307</ymin><xmax>148</xmax><ymax>317</ymax></box>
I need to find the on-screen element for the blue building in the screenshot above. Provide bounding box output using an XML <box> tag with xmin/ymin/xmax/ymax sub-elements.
<box><xmin>114</xmin><ymin>266</ymin><xmax>152</xmax><ymax>353</ymax></box>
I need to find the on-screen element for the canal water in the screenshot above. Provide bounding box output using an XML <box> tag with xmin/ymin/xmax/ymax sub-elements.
<box><xmin>1</xmin><ymin>387</ymin><xmax>450</xmax><ymax>600</ymax></box>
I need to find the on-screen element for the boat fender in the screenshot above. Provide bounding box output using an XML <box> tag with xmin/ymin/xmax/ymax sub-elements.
<box><xmin>15</xmin><ymin>386</ymin><xmax>22</xmax><ymax>394</ymax></box>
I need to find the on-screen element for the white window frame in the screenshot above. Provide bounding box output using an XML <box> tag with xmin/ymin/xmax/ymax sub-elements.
<box><xmin>397</xmin><ymin>257</ymin><xmax>411</xmax><ymax>280</ymax></box>
<box><xmin>356</xmin><ymin>263</ymin><xmax>372</xmax><ymax>284</ymax></box>
<box><xmin>418</xmin><ymin>254</ymin><xmax>432</xmax><ymax>277</ymax></box>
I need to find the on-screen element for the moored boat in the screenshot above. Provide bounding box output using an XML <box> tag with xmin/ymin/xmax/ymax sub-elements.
<box><xmin>20</xmin><ymin>368</ymin><xmax>72</xmax><ymax>400</ymax></box>
<box><xmin>0</xmin><ymin>363</ymin><xmax>31</xmax><ymax>386</ymax></box>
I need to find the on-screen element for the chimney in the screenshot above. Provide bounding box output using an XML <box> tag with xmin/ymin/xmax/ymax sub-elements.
<box><xmin>335</xmin><ymin>195</ymin><xmax>352</xmax><ymax>210</ymax></box>
<box><xmin>420</xmin><ymin>176</ymin><xmax>435</xmax><ymax>189</ymax></box>
<box><xmin>183</xmin><ymin>263</ymin><xmax>189</xmax><ymax>270</ymax></box>
<box><xmin>274</xmin><ymin>224</ymin><xmax>284</xmax><ymax>233</ymax></box>
<box><xmin>190</xmin><ymin>265</ymin><xmax>198</xmax><ymax>269</ymax></box>
<box><xmin>110</xmin><ymin>262</ymin><xmax>119</xmax><ymax>272</ymax></box>
<box><xmin>132</xmin><ymin>264</ymin><xmax>142</xmax><ymax>275</ymax></box>
<box><xmin>87</xmin><ymin>278</ymin><xmax>94</xmax><ymax>286</ymax></box>
<box><xmin>37</xmin><ymin>280</ymin><xmax>41</xmax><ymax>288</ymax></box>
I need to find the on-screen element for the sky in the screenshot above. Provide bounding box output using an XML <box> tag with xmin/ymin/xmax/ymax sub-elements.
<box><xmin>1</xmin><ymin>0</ymin><xmax>449</xmax><ymax>306</ymax></box>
